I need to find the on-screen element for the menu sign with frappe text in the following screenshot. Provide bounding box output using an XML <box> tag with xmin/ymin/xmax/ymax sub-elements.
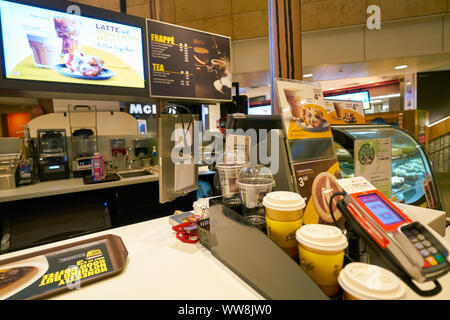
<box><xmin>147</xmin><ymin>19</ymin><xmax>231</xmax><ymax>102</ymax></box>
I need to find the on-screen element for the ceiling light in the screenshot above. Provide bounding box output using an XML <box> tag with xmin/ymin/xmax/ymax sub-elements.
<box><xmin>395</xmin><ymin>65</ymin><xmax>408</xmax><ymax>70</ymax></box>
<box><xmin>428</xmin><ymin>116</ymin><xmax>449</xmax><ymax>127</ymax></box>
<box><xmin>368</xmin><ymin>81</ymin><xmax>375</xmax><ymax>84</ymax></box>
<box><xmin>303</xmin><ymin>73</ymin><xmax>313</xmax><ymax>78</ymax></box>
<box><xmin>371</xmin><ymin>93</ymin><xmax>401</xmax><ymax>100</ymax></box>
<box><xmin>329</xmin><ymin>88</ymin><xmax>335</xmax><ymax>90</ymax></box>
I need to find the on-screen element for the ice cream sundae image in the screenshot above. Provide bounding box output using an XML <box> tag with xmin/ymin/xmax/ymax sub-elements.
<box><xmin>298</xmin><ymin>106</ymin><xmax>329</xmax><ymax>130</ymax></box>
<box><xmin>55</xmin><ymin>51</ymin><xmax>114</xmax><ymax>80</ymax></box>
<box><xmin>63</xmin><ymin>52</ymin><xmax>104</xmax><ymax>77</ymax></box>
<box><xmin>303</xmin><ymin>107</ymin><xmax>324</xmax><ymax>128</ymax></box>
<box><xmin>343</xmin><ymin>112</ymin><xmax>356</xmax><ymax>123</ymax></box>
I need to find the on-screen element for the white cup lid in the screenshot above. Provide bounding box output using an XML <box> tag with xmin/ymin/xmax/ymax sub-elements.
<box><xmin>338</xmin><ymin>262</ymin><xmax>406</xmax><ymax>300</ymax></box>
<box><xmin>296</xmin><ymin>224</ymin><xmax>347</xmax><ymax>252</ymax></box>
<box><xmin>262</xmin><ymin>191</ymin><xmax>305</xmax><ymax>211</ymax></box>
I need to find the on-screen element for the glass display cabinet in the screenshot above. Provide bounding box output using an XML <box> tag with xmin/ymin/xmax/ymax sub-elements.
<box><xmin>332</xmin><ymin>125</ymin><xmax>442</xmax><ymax>210</ymax></box>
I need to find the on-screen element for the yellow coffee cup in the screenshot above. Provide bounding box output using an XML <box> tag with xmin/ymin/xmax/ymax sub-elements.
<box><xmin>296</xmin><ymin>224</ymin><xmax>348</xmax><ymax>297</ymax></box>
<box><xmin>263</xmin><ymin>191</ymin><xmax>305</xmax><ymax>258</ymax></box>
<box><xmin>338</xmin><ymin>262</ymin><xmax>406</xmax><ymax>300</ymax></box>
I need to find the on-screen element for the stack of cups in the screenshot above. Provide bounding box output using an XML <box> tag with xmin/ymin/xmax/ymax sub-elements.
<box><xmin>296</xmin><ymin>224</ymin><xmax>348</xmax><ymax>297</ymax></box>
<box><xmin>216</xmin><ymin>163</ymin><xmax>247</xmax><ymax>204</ymax></box>
<box><xmin>262</xmin><ymin>191</ymin><xmax>306</xmax><ymax>258</ymax></box>
<box><xmin>338</xmin><ymin>262</ymin><xmax>406</xmax><ymax>300</ymax></box>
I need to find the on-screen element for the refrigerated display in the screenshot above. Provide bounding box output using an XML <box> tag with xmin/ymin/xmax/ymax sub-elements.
<box><xmin>331</xmin><ymin>125</ymin><xmax>442</xmax><ymax>210</ymax></box>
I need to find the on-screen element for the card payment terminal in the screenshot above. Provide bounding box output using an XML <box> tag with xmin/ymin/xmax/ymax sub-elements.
<box><xmin>335</xmin><ymin>177</ymin><xmax>450</xmax><ymax>297</ymax></box>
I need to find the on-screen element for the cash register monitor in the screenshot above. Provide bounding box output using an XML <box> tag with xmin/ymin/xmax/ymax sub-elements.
<box><xmin>225</xmin><ymin>114</ymin><xmax>283</xmax><ymax>142</ymax></box>
<box><xmin>224</xmin><ymin>114</ymin><xmax>294</xmax><ymax>192</ymax></box>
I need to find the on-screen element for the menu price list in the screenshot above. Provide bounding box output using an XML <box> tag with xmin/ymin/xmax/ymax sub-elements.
<box><xmin>147</xmin><ymin>19</ymin><xmax>231</xmax><ymax>101</ymax></box>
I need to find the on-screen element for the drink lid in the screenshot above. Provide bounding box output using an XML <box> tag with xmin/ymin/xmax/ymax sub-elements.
<box><xmin>296</xmin><ymin>224</ymin><xmax>347</xmax><ymax>252</ymax></box>
<box><xmin>262</xmin><ymin>191</ymin><xmax>305</xmax><ymax>211</ymax></box>
<box><xmin>338</xmin><ymin>262</ymin><xmax>406</xmax><ymax>300</ymax></box>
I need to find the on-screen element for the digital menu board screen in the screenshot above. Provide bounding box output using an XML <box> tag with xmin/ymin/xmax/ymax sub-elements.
<box><xmin>325</xmin><ymin>91</ymin><xmax>371</xmax><ymax>110</ymax></box>
<box><xmin>0</xmin><ymin>0</ymin><xmax>146</xmax><ymax>90</ymax></box>
<box><xmin>147</xmin><ymin>19</ymin><xmax>232</xmax><ymax>102</ymax></box>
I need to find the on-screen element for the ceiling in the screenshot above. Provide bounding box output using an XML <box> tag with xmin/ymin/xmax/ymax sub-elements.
<box><xmin>304</xmin><ymin>52</ymin><xmax>450</xmax><ymax>91</ymax></box>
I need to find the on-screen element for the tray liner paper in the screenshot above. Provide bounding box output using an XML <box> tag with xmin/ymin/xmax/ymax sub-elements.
<box><xmin>0</xmin><ymin>234</ymin><xmax>127</xmax><ymax>300</ymax></box>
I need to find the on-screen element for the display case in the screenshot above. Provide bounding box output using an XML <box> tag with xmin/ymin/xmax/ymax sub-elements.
<box><xmin>331</xmin><ymin>125</ymin><xmax>442</xmax><ymax>210</ymax></box>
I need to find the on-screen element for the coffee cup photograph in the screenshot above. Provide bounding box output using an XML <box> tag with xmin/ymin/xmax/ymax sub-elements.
<box><xmin>193</xmin><ymin>34</ymin><xmax>231</xmax><ymax>99</ymax></box>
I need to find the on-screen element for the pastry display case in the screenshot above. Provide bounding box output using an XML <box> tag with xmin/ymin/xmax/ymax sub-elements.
<box><xmin>331</xmin><ymin>125</ymin><xmax>441</xmax><ymax>210</ymax></box>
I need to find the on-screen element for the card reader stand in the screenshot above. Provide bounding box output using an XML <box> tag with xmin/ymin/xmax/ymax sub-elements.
<box><xmin>337</xmin><ymin>200</ymin><xmax>443</xmax><ymax>297</ymax></box>
<box><xmin>207</xmin><ymin>203</ymin><xmax>328</xmax><ymax>300</ymax></box>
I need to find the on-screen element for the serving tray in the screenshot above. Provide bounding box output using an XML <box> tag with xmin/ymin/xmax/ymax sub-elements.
<box><xmin>0</xmin><ymin>234</ymin><xmax>128</xmax><ymax>300</ymax></box>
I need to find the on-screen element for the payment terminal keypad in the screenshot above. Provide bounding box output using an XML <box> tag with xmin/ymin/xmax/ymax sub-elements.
<box><xmin>401</xmin><ymin>222</ymin><xmax>449</xmax><ymax>269</ymax></box>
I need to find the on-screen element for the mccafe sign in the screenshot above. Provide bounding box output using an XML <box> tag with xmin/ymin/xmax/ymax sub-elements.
<box><xmin>128</xmin><ymin>103</ymin><xmax>157</xmax><ymax>115</ymax></box>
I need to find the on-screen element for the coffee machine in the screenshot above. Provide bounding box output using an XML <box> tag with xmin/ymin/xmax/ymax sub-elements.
<box><xmin>37</xmin><ymin>129</ymin><xmax>70</xmax><ymax>181</ymax></box>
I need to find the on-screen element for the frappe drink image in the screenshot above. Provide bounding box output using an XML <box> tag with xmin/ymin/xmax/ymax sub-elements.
<box><xmin>27</xmin><ymin>34</ymin><xmax>62</xmax><ymax>68</ymax></box>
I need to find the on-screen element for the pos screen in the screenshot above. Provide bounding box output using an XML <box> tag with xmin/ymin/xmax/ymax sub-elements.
<box><xmin>357</xmin><ymin>193</ymin><xmax>405</xmax><ymax>226</ymax></box>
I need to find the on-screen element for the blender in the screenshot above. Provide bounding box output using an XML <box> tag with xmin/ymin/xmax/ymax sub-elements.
<box><xmin>71</xmin><ymin>128</ymin><xmax>97</xmax><ymax>177</ymax></box>
<box><xmin>37</xmin><ymin>129</ymin><xmax>70</xmax><ymax>181</ymax></box>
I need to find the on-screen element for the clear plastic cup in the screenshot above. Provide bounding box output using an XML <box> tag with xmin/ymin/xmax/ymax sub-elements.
<box><xmin>216</xmin><ymin>163</ymin><xmax>247</xmax><ymax>200</ymax></box>
<box><xmin>338</xmin><ymin>262</ymin><xmax>406</xmax><ymax>300</ymax></box>
<box><xmin>236</xmin><ymin>165</ymin><xmax>275</xmax><ymax>209</ymax></box>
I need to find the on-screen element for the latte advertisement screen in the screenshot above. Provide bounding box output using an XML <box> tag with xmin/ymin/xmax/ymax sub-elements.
<box><xmin>147</xmin><ymin>19</ymin><xmax>231</xmax><ymax>102</ymax></box>
<box><xmin>0</xmin><ymin>0</ymin><xmax>146</xmax><ymax>88</ymax></box>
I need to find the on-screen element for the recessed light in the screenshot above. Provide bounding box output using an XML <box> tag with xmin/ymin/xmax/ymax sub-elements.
<box><xmin>303</xmin><ymin>73</ymin><xmax>313</xmax><ymax>78</ymax></box>
<box><xmin>329</xmin><ymin>88</ymin><xmax>335</xmax><ymax>90</ymax></box>
<box><xmin>368</xmin><ymin>81</ymin><xmax>375</xmax><ymax>84</ymax></box>
<box><xmin>395</xmin><ymin>65</ymin><xmax>408</xmax><ymax>70</ymax></box>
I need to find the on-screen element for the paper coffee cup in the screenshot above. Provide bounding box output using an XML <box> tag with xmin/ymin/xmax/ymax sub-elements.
<box><xmin>263</xmin><ymin>191</ymin><xmax>306</xmax><ymax>257</ymax></box>
<box><xmin>338</xmin><ymin>262</ymin><xmax>406</xmax><ymax>300</ymax></box>
<box><xmin>296</xmin><ymin>224</ymin><xmax>348</xmax><ymax>296</ymax></box>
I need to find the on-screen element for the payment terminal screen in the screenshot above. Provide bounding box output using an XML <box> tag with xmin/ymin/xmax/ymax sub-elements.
<box><xmin>357</xmin><ymin>193</ymin><xmax>405</xmax><ymax>226</ymax></box>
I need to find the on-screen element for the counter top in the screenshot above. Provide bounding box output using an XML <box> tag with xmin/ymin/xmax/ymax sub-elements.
<box><xmin>0</xmin><ymin>216</ymin><xmax>263</xmax><ymax>300</ymax></box>
<box><xmin>0</xmin><ymin>173</ymin><xmax>159</xmax><ymax>203</ymax></box>
<box><xmin>0</xmin><ymin>204</ymin><xmax>449</xmax><ymax>300</ymax></box>
<box><xmin>0</xmin><ymin>166</ymin><xmax>215</xmax><ymax>203</ymax></box>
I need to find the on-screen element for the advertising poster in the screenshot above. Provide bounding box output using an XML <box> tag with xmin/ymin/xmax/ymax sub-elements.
<box><xmin>354</xmin><ymin>138</ymin><xmax>392</xmax><ymax>198</ymax></box>
<box><xmin>324</xmin><ymin>100</ymin><xmax>366</xmax><ymax>125</ymax></box>
<box><xmin>0</xmin><ymin>0</ymin><xmax>146</xmax><ymax>88</ymax></box>
<box><xmin>292</xmin><ymin>158</ymin><xmax>345</xmax><ymax>229</ymax></box>
<box><xmin>275</xmin><ymin>78</ymin><xmax>333</xmax><ymax>140</ymax></box>
<box><xmin>147</xmin><ymin>19</ymin><xmax>231</xmax><ymax>101</ymax></box>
